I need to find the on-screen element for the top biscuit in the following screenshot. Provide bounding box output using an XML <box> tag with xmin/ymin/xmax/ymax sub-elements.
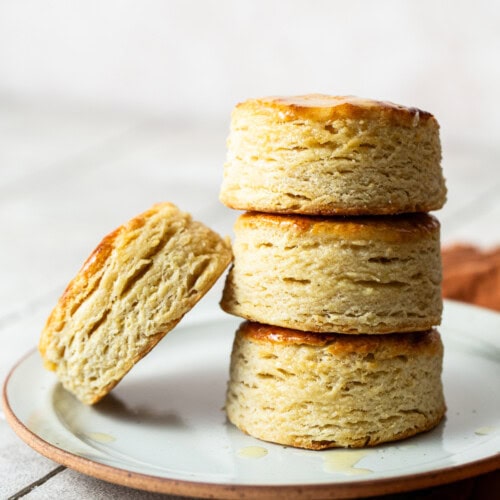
<box><xmin>220</xmin><ymin>94</ymin><xmax>446</xmax><ymax>215</ymax></box>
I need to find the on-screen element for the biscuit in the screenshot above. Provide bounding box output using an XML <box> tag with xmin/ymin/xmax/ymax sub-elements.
<box><xmin>39</xmin><ymin>202</ymin><xmax>232</xmax><ymax>404</ymax></box>
<box><xmin>221</xmin><ymin>212</ymin><xmax>442</xmax><ymax>334</ymax></box>
<box><xmin>226</xmin><ymin>322</ymin><xmax>446</xmax><ymax>449</ymax></box>
<box><xmin>220</xmin><ymin>94</ymin><xmax>446</xmax><ymax>215</ymax></box>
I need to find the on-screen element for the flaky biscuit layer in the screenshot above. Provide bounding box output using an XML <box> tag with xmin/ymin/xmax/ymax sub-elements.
<box><xmin>40</xmin><ymin>202</ymin><xmax>232</xmax><ymax>404</ymax></box>
<box><xmin>221</xmin><ymin>212</ymin><xmax>442</xmax><ymax>334</ymax></box>
<box><xmin>220</xmin><ymin>94</ymin><xmax>446</xmax><ymax>215</ymax></box>
<box><xmin>226</xmin><ymin>321</ymin><xmax>446</xmax><ymax>449</ymax></box>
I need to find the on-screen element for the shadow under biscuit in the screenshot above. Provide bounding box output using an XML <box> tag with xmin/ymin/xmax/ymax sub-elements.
<box><xmin>93</xmin><ymin>369</ymin><xmax>226</xmax><ymax>427</ymax></box>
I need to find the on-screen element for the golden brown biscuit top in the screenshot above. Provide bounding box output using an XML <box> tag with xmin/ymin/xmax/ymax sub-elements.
<box><xmin>236</xmin><ymin>212</ymin><xmax>440</xmax><ymax>244</ymax></box>
<box><xmin>39</xmin><ymin>202</ymin><xmax>232</xmax><ymax>362</ymax></box>
<box><xmin>39</xmin><ymin>203</ymin><xmax>181</xmax><ymax>354</ymax></box>
<box><xmin>238</xmin><ymin>321</ymin><xmax>442</xmax><ymax>356</ymax></box>
<box><xmin>235</xmin><ymin>94</ymin><xmax>436</xmax><ymax>127</ymax></box>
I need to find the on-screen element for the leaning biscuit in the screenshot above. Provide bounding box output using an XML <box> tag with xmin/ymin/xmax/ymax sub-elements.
<box><xmin>220</xmin><ymin>94</ymin><xmax>446</xmax><ymax>215</ymax></box>
<box><xmin>226</xmin><ymin>322</ymin><xmax>446</xmax><ymax>449</ymax></box>
<box><xmin>39</xmin><ymin>202</ymin><xmax>232</xmax><ymax>404</ymax></box>
<box><xmin>221</xmin><ymin>212</ymin><xmax>442</xmax><ymax>334</ymax></box>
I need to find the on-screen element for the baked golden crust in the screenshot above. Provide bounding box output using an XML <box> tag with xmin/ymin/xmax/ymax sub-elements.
<box><xmin>239</xmin><ymin>321</ymin><xmax>443</xmax><ymax>356</ymax></box>
<box><xmin>226</xmin><ymin>322</ymin><xmax>446</xmax><ymax>449</ymax></box>
<box><xmin>236</xmin><ymin>94</ymin><xmax>435</xmax><ymax>127</ymax></box>
<box><xmin>236</xmin><ymin>211</ymin><xmax>440</xmax><ymax>244</ymax></box>
<box><xmin>39</xmin><ymin>227</ymin><xmax>119</xmax><ymax>365</ymax></box>
<box><xmin>39</xmin><ymin>202</ymin><xmax>232</xmax><ymax>404</ymax></box>
<box><xmin>220</xmin><ymin>94</ymin><xmax>446</xmax><ymax>215</ymax></box>
<box><xmin>221</xmin><ymin>211</ymin><xmax>442</xmax><ymax>334</ymax></box>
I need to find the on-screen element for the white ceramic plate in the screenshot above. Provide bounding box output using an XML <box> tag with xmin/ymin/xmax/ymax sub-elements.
<box><xmin>3</xmin><ymin>300</ymin><xmax>500</xmax><ymax>499</ymax></box>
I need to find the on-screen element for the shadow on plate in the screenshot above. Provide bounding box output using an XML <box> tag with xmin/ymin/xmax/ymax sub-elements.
<box><xmin>91</xmin><ymin>368</ymin><xmax>226</xmax><ymax>427</ymax></box>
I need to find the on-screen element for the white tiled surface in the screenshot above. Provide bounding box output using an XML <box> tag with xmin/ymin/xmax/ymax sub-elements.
<box><xmin>1</xmin><ymin>99</ymin><xmax>499</xmax><ymax>499</ymax></box>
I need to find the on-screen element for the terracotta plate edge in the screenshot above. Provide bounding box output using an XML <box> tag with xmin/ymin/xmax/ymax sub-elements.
<box><xmin>2</xmin><ymin>348</ymin><xmax>500</xmax><ymax>500</ymax></box>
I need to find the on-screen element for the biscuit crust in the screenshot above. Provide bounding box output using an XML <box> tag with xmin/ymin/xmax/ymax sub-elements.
<box><xmin>236</xmin><ymin>94</ymin><xmax>435</xmax><ymax>126</ymax></box>
<box><xmin>220</xmin><ymin>94</ymin><xmax>446</xmax><ymax>215</ymax></box>
<box><xmin>226</xmin><ymin>322</ymin><xmax>446</xmax><ymax>449</ymax></box>
<box><xmin>240</xmin><ymin>321</ymin><xmax>444</xmax><ymax>355</ymax></box>
<box><xmin>221</xmin><ymin>212</ymin><xmax>442</xmax><ymax>334</ymax></box>
<box><xmin>236</xmin><ymin>211</ymin><xmax>440</xmax><ymax>244</ymax></box>
<box><xmin>39</xmin><ymin>202</ymin><xmax>232</xmax><ymax>404</ymax></box>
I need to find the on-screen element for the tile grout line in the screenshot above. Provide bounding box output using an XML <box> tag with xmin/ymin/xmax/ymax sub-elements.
<box><xmin>7</xmin><ymin>466</ymin><xmax>66</xmax><ymax>499</ymax></box>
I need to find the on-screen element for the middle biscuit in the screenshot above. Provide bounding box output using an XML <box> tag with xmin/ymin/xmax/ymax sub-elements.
<box><xmin>221</xmin><ymin>212</ymin><xmax>442</xmax><ymax>334</ymax></box>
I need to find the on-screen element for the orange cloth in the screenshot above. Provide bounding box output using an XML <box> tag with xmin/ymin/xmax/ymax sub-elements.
<box><xmin>442</xmin><ymin>244</ymin><xmax>500</xmax><ymax>311</ymax></box>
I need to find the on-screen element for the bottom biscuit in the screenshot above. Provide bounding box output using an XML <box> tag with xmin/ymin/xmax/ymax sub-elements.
<box><xmin>225</xmin><ymin>322</ymin><xmax>446</xmax><ymax>449</ymax></box>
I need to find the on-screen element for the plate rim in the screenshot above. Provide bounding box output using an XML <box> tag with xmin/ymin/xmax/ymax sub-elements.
<box><xmin>3</xmin><ymin>302</ymin><xmax>500</xmax><ymax>499</ymax></box>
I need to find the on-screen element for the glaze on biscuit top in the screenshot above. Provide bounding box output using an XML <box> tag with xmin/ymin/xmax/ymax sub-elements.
<box><xmin>236</xmin><ymin>212</ymin><xmax>440</xmax><ymax>244</ymax></box>
<box><xmin>235</xmin><ymin>94</ymin><xmax>435</xmax><ymax>127</ymax></box>
<box><xmin>238</xmin><ymin>321</ymin><xmax>443</xmax><ymax>356</ymax></box>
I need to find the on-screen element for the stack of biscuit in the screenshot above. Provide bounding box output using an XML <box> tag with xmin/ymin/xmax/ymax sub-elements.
<box><xmin>219</xmin><ymin>95</ymin><xmax>447</xmax><ymax>449</ymax></box>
